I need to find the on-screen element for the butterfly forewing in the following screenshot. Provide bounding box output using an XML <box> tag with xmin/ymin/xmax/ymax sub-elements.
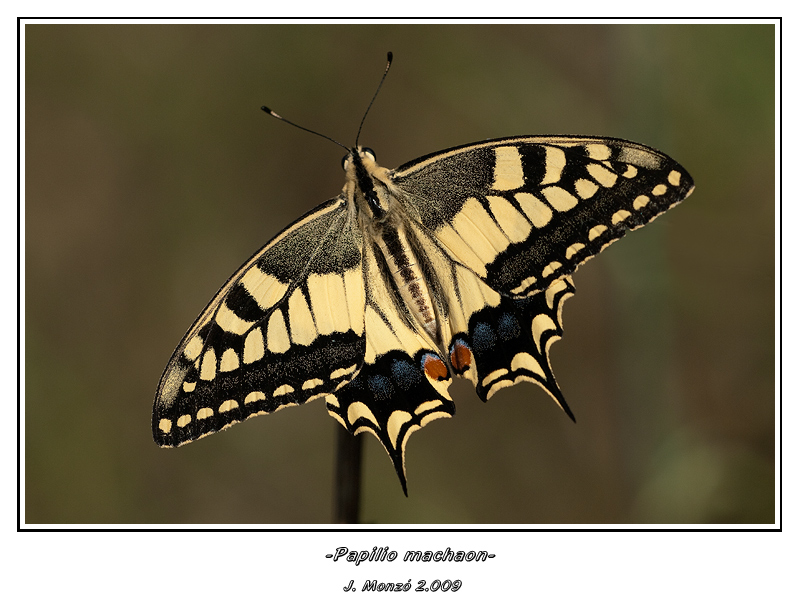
<box><xmin>153</xmin><ymin>197</ymin><xmax>367</xmax><ymax>447</ymax></box>
<box><xmin>393</xmin><ymin>136</ymin><xmax>694</xmax><ymax>297</ymax></box>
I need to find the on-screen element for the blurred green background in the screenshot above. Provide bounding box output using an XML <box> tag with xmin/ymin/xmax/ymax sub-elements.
<box><xmin>24</xmin><ymin>24</ymin><xmax>775</xmax><ymax>524</ymax></box>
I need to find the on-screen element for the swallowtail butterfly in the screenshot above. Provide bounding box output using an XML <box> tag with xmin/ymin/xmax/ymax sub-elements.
<box><xmin>153</xmin><ymin>55</ymin><xmax>693</xmax><ymax>494</ymax></box>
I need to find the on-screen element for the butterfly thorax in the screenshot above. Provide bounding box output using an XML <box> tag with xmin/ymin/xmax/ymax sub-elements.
<box><xmin>343</xmin><ymin>147</ymin><xmax>395</xmax><ymax>218</ymax></box>
<box><xmin>345</xmin><ymin>147</ymin><xmax>440</xmax><ymax>343</ymax></box>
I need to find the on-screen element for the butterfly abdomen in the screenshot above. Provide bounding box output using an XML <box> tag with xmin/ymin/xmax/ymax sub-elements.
<box><xmin>375</xmin><ymin>223</ymin><xmax>438</xmax><ymax>342</ymax></box>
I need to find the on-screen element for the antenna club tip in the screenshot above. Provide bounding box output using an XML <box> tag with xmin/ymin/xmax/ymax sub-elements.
<box><xmin>387</xmin><ymin>51</ymin><xmax>393</xmax><ymax>62</ymax></box>
<box><xmin>261</xmin><ymin>106</ymin><xmax>283</xmax><ymax>119</ymax></box>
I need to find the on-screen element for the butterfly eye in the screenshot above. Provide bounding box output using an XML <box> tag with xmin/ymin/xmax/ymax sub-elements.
<box><xmin>361</xmin><ymin>147</ymin><xmax>377</xmax><ymax>161</ymax></box>
<box><xmin>341</xmin><ymin>154</ymin><xmax>352</xmax><ymax>171</ymax></box>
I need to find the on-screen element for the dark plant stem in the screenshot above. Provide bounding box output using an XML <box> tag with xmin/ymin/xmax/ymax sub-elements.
<box><xmin>333</xmin><ymin>426</ymin><xmax>362</xmax><ymax>524</ymax></box>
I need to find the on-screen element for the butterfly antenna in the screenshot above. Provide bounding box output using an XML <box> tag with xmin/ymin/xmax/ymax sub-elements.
<box><xmin>354</xmin><ymin>51</ymin><xmax>393</xmax><ymax>147</ymax></box>
<box><xmin>260</xmin><ymin>106</ymin><xmax>349</xmax><ymax>152</ymax></box>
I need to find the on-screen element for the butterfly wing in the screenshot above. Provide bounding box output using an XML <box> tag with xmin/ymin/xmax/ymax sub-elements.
<box><xmin>325</xmin><ymin>237</ymin><xmax>455</xmax><ymax>494</ymax></box>
<box><xmin>392</xmin><ymin>136</ymin><xmax>693</xmax><ymax>408</ymax></box>
<box><xmin>394</xmin><ymin>136</ymin><xmax>694</xmax><ymax>296</ymax></box>
<box><xmin>153</xmin><ymin>197</ymin><xmax>368</xmax><ymax>447</ymax></box>
<box><xmin>153</xmin><ymin>192</ymin><xmax>456</xmax><ymax>493</ymax></box>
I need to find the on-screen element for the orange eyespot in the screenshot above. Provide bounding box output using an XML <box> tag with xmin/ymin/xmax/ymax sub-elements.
<box><xmin>421</xmin><ymin>353</ymin><xmax>448</xmax><ymax>381</ymax></box>
<box><xmin>449</xmin><ymin>339</ymin><xmax>472</xmax><ymax>373</ymax></box>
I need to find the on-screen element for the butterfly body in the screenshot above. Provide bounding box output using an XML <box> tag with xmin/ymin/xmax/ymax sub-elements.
<box><xmin>154</xmin><ymin>135</ymin><xmax>693</xmax><ymax>493</ymax></box>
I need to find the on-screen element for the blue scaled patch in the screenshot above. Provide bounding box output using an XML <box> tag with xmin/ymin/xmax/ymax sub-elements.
<box><xmin>391</xmin><ymin>358</ymin><xmax>423</xmax><ymax>390</ymax></box>
<box><xmin>472</xmin><ymin>322</ymin><xmax>497</xmax><ymax>352</ymax></box>
<box><xmin>497</xmin><ymin>312</ymin><xmax>521</xmax><ymax>340</ymax></box>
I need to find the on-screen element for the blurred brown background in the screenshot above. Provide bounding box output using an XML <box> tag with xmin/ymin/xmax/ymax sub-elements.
<box><xmin>24</xmin><ymin>24</ymin><xmax>775</xmax><ymax>524</ymax></box>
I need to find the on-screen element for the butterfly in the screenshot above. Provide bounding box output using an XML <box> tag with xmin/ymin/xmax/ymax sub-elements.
<box><xmin>153</xmin><ymin>58</ymin><xmax>693</xmax><ymax>495</ymax></box>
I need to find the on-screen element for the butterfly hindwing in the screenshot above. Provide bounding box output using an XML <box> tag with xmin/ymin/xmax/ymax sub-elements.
<box><xmin>393</xmin><ymin>136</ymin><xmax>693</xmax><ymax>297</ymax></box>
<box><xmin>325</xmin><ymin>235</ymin><xmax>455</xmax><ymax>492</ymax></box>
<box><xmin>153</xmin><ymin>197</ymin><xmax>367</xmax><ymax>447</ymax></box>
<box><xmin>402</xmin><ymin>219</ymin><xmax>577</xmax><ymax>416</ymax></box>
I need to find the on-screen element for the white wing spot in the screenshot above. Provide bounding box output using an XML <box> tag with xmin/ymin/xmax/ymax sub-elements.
<box><xmin>586</xmin><ymin>163</ymin><xmax>618</xmax><ymax>187</ymax></box>
<box><xmin>511</xmin><ymin>274</ymin><xmax>538</xmax><ymax>295</ymax></box>
<box><xmin>420</xmin><ymin>412</ymin><xmax>449</xmax><ymax>427</ymax></box>
<box><xmin>200</xmin><ymin>348</ymin><xmax>216</xmax><ymax>381</ymax></box>
<box><xmin>545</xmin><ymin>277</ymin><xmax>571</xmax><ymax>310</ymax></box>
<box><xmin>510</xmin><ymin>352</ymin><xmax>545</xmax><ymax>378</ymax></box>
<box><xmin>243</xmin><ymin>327</ymin><xmax>265</xmax><ymax>364</ymax></box>
<box><xmin>331</xmin><ymin>364</ymin><xmax>358</xmax><ymax>379</ymax></box>
<box><xmin>633</xmin><ymin>195</ymin><xmax>650</xmax><ymax>210</ymax></box>
<box><xmin>182</xmin><ymin>381</ymin><xmax>196</xmax><ymax>393</ymax></box>
<box><xmin>492</xmin><ymin>146</ymin><xmax>525</xmax><ymax>190</ymax></box>
<box><xmin>302</xmin><ymin>378</ymin><xmax>323</xmax><ymax>390</ymax></box>
<box><xmin>585</xmin><ymin>143</ymin><xmax>612</xmax><ymax>160</ymax></box>
<box><xmin>267</xmin><ymin>309</ymin><xmax>291</xmax><ymax>354</ymax></box>
<box><xmin>588</xmin><ymin>224</ymin><xmax>608</xmax><ymax>241</ymax></box>
<box><xmin>565</xmin><ymin>243</ymin><xmax>585</xmax><ymax>260</ymax></box>
<box><xmin>197</xmin><ymin>407</ymin><xmax>213</xmax><ymax>420</ymax></box>
<box><xmin>542</xmin><ymin>261</ymin><xmax>562</xmax><ymax>278</ymax></box>
<box><xmin>288</xmin><ymin>287</ymin><xmax>318</xmax><ymax>345</ymax></box>
<box><xmin>668</xmin><ymin>170</ymin><xmax>682</xmax><ymax>186</ymax></box>
<box><xmin>541</xmin><ymin>186</ymin><xmax>578</xmax><ymax>212</ymax></box>
<box><xmin>531</xmin><ymin>314</ymin><xmax>556</xmax><ymax>353</ymax></box>
<box><xmin>485</xmin><ymin>378</ymin><xmax>513</xmax><ymax>399</ymax></box>
<box><xmin>451</xmin><ymin>197</ymin><xmax>511</xmax><ymax>264</ymax></box>
<box><xmin>245</xmin><ymin>391</ymin><xmax>266</xmax><ymax>404</ymax></box>
<box><xmin>342</xmin><ymin>267</ymin><xmax>366</xmax><ymax>336</ymax></box>
<box><xmin>612</xmin><ymin>210</ymin><xmax>632</xmax><ymax>224</ymax></box>
<box><xmin>436</xmin><ymin>223</ymin><xmax>489</xmax><ymax>277</ymax></box>
<box><xmin>541</xmin><ymin>146</ymin><xmax>566</xmax><ymax>185</ymax></box>
<box><xmin>487</xmin><ymin>195</ymin><xmax>531</xmax><ymax>243</ymax></box>
<box><xmin>219</xmin><ymin>400</ymin><xmax>239</xmax><ymax>413</ymax></box>
<box><xmin>307</xmin><ymin>272</ymin><xmax>350</xmax><ymax>336</ymax></box>
<box><xmin>482</xmin><ymin>368</ymin><xmax>508</xmax><ymax>388</ymax></box>
<box><xmin>622</xmin><ymin>165</ymin><xmax>638</xmax><ymax>178</ymax></box>
<box><xmin>158</xmin><ymin>419</ymin><xmax>172</xmax><ymax>434</ymax></box>
<box><xmin>414</xmin><ymin>399</ymin><xmax>443</xmax><ymax>414</ymax></box>
<box><xmin>184</xmin><ymin>335</ymin><xmax>203</xmax><ymax>361</ymax></box>
<box><xmin>652</xmin><ymin>183</ymin><xmax>668</xmax><ymax>196</ymax></box>
<box><xmin>240</xmin><ymin>267</ymin><xmax>288</xmax><ymax>311</ymax></box>
<box><xmin>177</xmin><ymin>414</ymin><xmax>192</xmax><ymax>428</ymax></box>
<box><xmin>347</xmin><ymin>401</ymin><xmax>380</xmax><ymax>428</ymax></box>
<box><xmin>574</xmin><ymin>178</ymin><xmax>599</xmax><ymax>199</ymax></box>
<box><xmin>215</xmin><ymin>302</ymin><xmax>254</xmax><ymax>335</ymax></box>
<box><xmin>387</xmin><ymin>410</ymin><xmax>413</xmax><ymax>448</ymax></box>
<box><xmin>219</xmin><ymin>348</ymin><xmax>240</xmax><ymax>372</ymax></box>
<box><xmin>273</xmin><ymin>384</ymin><xmax>294</xmax><ymax>397</ymax></box>
<box><xmin>515</xmin><ymin>192</ymin><xmax>553</xmax><ymax>228</ymax></box>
